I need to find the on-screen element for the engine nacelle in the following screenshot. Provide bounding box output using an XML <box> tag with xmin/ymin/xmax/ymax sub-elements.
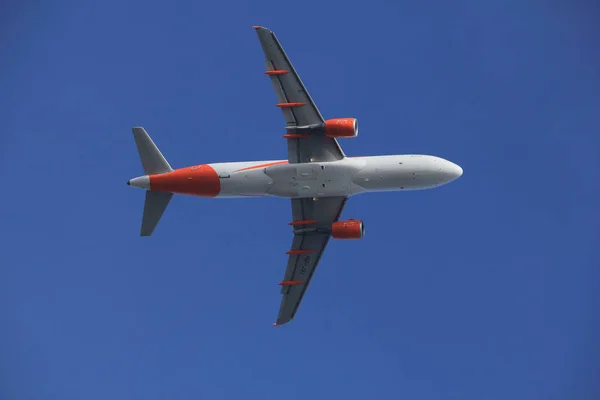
<box><xmin>331</xmin><ymin>219</ymin><xmax>365</xmax><ymax>239</ymax></box>
<box><xmin>324</xmin><ymin>118</ymin><xmax>358</xmax><ymax>138</ymax></box>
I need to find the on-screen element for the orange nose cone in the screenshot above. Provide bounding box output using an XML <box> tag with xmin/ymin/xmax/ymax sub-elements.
<box><xmin>149</xmin><ymin>165</ymin><xmax>220</xmax><ymax>197</ymax></box>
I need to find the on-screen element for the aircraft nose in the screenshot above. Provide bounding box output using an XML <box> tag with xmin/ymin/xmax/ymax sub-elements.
<box><xmin>450</xmin><ymin>162</ymin><xmax>463</xmax><ymax>179</ymax></box>
<box><xmin>439</xmin><ymin>159</ymin><xmax>463</xmax><ymax>183</ymax></box>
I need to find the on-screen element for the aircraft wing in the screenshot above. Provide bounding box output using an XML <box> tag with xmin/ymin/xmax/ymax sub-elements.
<box><xmin>275</xmin><ymin>196</ymin><xmax>347</xmax><ymax>326</ymax></box>
<box><xmin>253</xmin><ymin>26</ymin><xmax>345</xmax><ymax>164</ymax></box>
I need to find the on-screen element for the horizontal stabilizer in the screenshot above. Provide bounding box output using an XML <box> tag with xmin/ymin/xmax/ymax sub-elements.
<box><xmin>132</xmin><ymin>127</ymin><xmax>173</xmax><ymax>175</ymax></box>
<box><xmin>141</xmin><ymin>191</ymin><xmax>173</xmax><ymax>236</ymax></box>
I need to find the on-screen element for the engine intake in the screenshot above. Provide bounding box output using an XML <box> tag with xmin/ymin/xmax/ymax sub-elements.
<box><xmin>324</xmin><ymin>118</ymin><xmax>358</xmax><ymax>138</ymax></box>
<box><xmin>332</xmin><ymin>219</ymin><xmax>365</xmax><ymax>239</ymax></box>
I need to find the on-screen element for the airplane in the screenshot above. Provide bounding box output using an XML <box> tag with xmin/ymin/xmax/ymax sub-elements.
<box><xmin>127</xmin><ymin>26</ymin><xmax>463</xmax><ymax>326</ymax></box>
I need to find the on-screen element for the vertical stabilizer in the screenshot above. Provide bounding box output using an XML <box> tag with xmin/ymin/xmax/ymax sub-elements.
<box><xmin>132</xmin><ymin>127</ymin><xmax>173</xmax><ymax>175</ymax></box>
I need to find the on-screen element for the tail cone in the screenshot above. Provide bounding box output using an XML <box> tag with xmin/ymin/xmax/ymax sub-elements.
<box><xmin>128</xmin><ymin>175</ymin><xmax>150</xmax><ymax>190</ymax></box>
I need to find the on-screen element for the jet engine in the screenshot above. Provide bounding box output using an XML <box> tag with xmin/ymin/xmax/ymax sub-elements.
<box><xmin>324</xmin><ymin>118</ymin><xmax>358</xmax><ymax>138</ymax></box>
<box><xmin>331</xmin><ymin>219</ymin><xmax>365</xmax><ymax>239</ymax></box>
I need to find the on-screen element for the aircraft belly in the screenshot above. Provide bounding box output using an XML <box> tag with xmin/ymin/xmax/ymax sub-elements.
<box><xmin>264</xmin><ymin>163</ymin><xmax>355</xmax><ymax>198</ymax></box>
<box><xmin>354</xmin><ymin>166</ymin><xmax>425</xmax><ymax>191</ymax></box>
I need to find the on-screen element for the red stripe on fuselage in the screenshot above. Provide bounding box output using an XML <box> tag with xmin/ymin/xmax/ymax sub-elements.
<box><xmin>233</xmin><ymin>160</ymin><xmax>288</xmax><ymax>172</ymax></box>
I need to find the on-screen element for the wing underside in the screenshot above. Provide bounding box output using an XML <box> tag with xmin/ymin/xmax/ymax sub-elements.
<box><xmin>252</xmin><ymin>26</ymin><xmax>349</xmax><ymax>325</ymax></box>
<box><xmin>253</xmin><ymin>26</ymin><xmax>345</xmax><ymax>164</ymax></box>
<box><xmin>275</xmin><ymin>196</ymin><xmax>347</xmax><ymax>326</ymax></box>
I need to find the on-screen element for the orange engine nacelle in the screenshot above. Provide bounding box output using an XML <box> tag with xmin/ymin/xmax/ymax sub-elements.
<box><xmin>324</xmin><ymin>118</ymin><xmax>358</xmax><ymax>138</ymax></box>
<box><xmin>331</xmin><ymin>219</ymin><xmax>365</xmax><ymax>239</ymax></box>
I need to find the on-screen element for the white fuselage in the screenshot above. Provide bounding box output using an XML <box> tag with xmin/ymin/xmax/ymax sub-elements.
<box><xmin>209</xmin><ymin>155</ymin><xmax>462</xmax><ymax>198</ymax></box>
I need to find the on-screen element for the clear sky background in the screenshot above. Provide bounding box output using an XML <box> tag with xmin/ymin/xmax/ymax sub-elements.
<box><xmin>1</xmin><ymin>1</ymin><xmax>599</xmax><ymax>399</ymax></box>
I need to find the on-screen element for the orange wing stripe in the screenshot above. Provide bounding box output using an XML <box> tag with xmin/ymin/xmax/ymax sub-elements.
<box><xmin>265</xmin><ymin>70</ymin><xmax>289</xmax><ymax>75</ymax></box>
<box><xmin>278</xmin><ymin>280</ymin><xmax>306</xmax><ymax>286</ymax></box>
<box><xmin>286</xmin><ymin>249</ymin><xmax>315</xmax><ymax>255</ymax></box>
<box><xmin>283</xmin><ymin>134</ymin><xmax>310</xmax><ymax>139</ymax></box>
<box><xmin>288</xmin><ymin>220</ymin><xmax>317</xmax><ymax>226</ymax></box>
<box><xmin>276</xmin><ymin>102</ymin><xmax>306</xmax><ymax>108</ymax></box>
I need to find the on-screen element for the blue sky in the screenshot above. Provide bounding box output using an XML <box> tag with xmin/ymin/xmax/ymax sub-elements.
<box><xmin>1</xmin><ymin>1</ymin><xmax>599</xmax><ymax>399</ymax></box>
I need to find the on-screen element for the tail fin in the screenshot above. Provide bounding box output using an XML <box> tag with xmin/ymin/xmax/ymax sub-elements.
<box><xmin>132</xmin><ymin>127</ymin><xmax>173</xmax><ymax>175</ymax></box>
<box><xmin>130</xmin><ymin>127</ymin><xmax>173</xmax><ymax>236</ymax></box>
<box><xmin>141</xmin><ymin>191</ymin><xmax>173</xmax><ymax>236</ymax></box>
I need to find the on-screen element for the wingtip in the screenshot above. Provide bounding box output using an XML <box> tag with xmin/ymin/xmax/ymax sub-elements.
<box><xmin>273</xmin><ymin>323</ymin><xmax>281</xmax><ymax>327</ymax></box>
<box><xmin>252</xmin><ymin>25</ymin><xmax>262</xmax><ymax>29</ymax></box>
